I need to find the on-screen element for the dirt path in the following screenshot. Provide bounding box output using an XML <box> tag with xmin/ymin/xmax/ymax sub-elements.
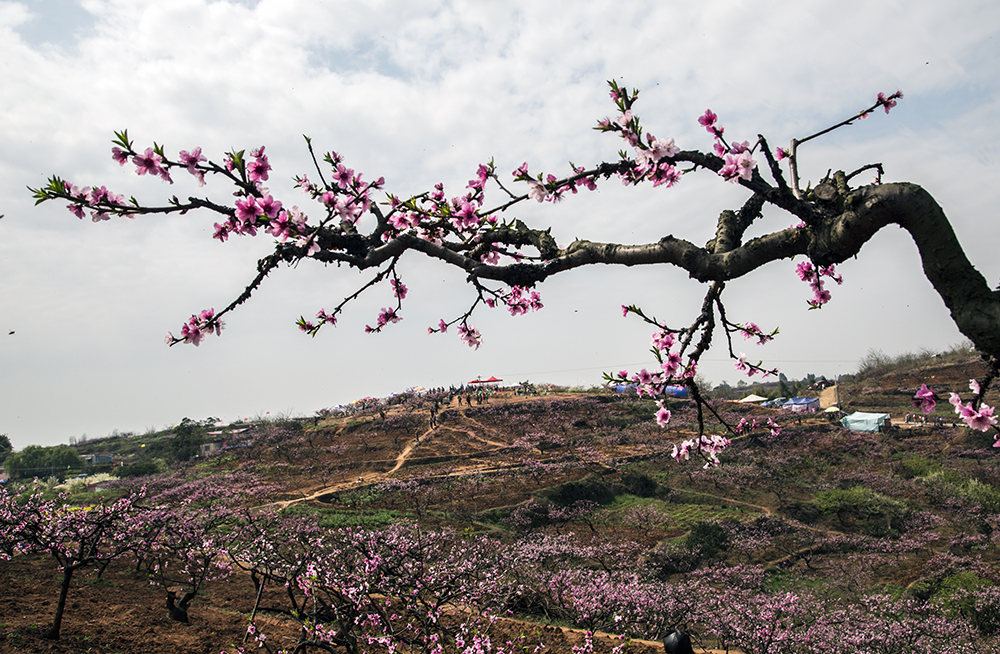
<box><xmin>270</xmin><ymin>421</ymin><xmax>442</xmax><ymax>509</ymax></box>
<box><xmin>271</xmin><ymin>405</ymin><xmax>518</xmax><ymax>510</ymax></box>
<box><xmin>677</xmin><ymin>487</ymin><xmax>774</xmax><ymax>516</ymax></box>
<box><xmin>451</xmin><ymin>406</ymin><xmax>510</xmax><ymax>448</ymax></box>
<box><xmin>387</xmin><ymin>430</ymin><xmax>427</xmax><ymax>474</ymax></box>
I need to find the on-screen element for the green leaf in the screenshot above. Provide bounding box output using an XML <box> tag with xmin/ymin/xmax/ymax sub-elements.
<box><xmin>112</xmin><ymin>129</ymin><xmax>132</xmax><ymax>150</ymax></box>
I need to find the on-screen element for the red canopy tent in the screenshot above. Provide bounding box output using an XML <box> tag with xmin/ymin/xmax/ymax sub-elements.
<box><xmin>467</xmin><ymin>376</ymin><xmax>503</xmax><ymax>384</ymax></box>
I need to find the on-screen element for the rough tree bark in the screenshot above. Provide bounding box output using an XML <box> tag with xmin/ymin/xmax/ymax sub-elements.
<box><xmin>274</xmin><ymin>176</ymin><xmax>998</xmax><ymax>365</ymax></box>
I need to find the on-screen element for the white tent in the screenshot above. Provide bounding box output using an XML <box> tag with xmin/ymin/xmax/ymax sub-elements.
<box><xmin>738</xmin><ymin>394</ymin><xmax>768</xmax><ymax>403</ymax></box>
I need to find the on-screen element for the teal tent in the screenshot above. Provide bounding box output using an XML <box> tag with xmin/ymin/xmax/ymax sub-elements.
<box><xmin>840</xmin><ymin>412</ymin><xmax>891</xmax><ymax>432</ymax></box>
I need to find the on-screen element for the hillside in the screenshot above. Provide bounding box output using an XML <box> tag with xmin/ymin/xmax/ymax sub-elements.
<box><xmin>3</xmin><ymin>356</ymin><xmax>1000</xmax><ymax>653</ymax></box>
<box><xmin>839</xmin><ymin>352</ymin><xmax>997</xmax><ymax>417</ymax></box>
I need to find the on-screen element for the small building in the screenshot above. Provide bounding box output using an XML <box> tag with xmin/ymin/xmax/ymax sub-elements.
<box><xmin>80</xmin><ymin>452</ymin><xmax>114</xmax><ymax>466</ymax></box>
<box><xmin>200</xmin><ymin>439</ymin><xmax>225</xmax><ymax>456</ymax></box>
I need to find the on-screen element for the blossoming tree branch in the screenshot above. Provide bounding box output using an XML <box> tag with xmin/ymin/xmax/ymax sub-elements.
<box><xmin>31</xmin><ymin>82</ymin><xmax>999</xmax><ymax>455</ymax></box>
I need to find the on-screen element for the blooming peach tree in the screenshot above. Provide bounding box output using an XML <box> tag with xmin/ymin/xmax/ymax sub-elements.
<box><xmin>31</xmin><ymin>83</ymin><xmax>1000</xmax><ymax>459</ymax></box>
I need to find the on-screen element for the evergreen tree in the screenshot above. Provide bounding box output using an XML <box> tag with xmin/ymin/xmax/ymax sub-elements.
<box><xmin>169</xmin><ymin>418</ymin><xmax>203</xmax><ymax>462</ymax></box>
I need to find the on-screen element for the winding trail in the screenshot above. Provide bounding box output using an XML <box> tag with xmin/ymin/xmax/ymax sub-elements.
<box><xmin>451</xmin><ymin>406</ymin><xmax>509</xmax><ymax>448</ymax></box>
<box><xmin>269</xmin><ymin>428</ymin><xmax>428</xmax><ymax>510</ymax></box>
<box><xmin>267</xmin><ymin>406</ymin><xmax>500</xmax><ymax>510</ymax></box>
<box><xmin>674</xmin><ymin>487</ymin><xmax>774</xmax><ymax>516</ymax></box>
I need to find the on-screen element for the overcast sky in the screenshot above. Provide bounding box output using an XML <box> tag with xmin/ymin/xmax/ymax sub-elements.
<box><xmin>1</xmin><ymin>0</ymin><xmax>998</xmax><ymax>450</ymax></box>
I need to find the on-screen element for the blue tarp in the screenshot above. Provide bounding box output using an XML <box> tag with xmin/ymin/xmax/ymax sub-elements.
<box><xmin>782</xmin><ymin>397</ymin><xmax>820</xmax><ymax>412</ymax></box>
<box><xmin>664</xmin><ymin>385</ymin><xmax>688</xmax><ymax>398</ymax></box>
<box><xmin>841</xmin><ymin>411</ymin><xmax>891</xmax><ymax>432</ymax></box>
<box><xmin>613</xmin><ymin>384</ymin><xmax>687</xmax><ymax>398</ymax></box>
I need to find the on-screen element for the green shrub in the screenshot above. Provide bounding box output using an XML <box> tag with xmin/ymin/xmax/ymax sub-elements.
<box><xmin>618</xmin><ymin>471</ymin><xmax>658</xmax><ymax>497</ymax></box>
<box><xmin>923</xmin><ymin>469</ymin><xmax>965</xmax><ymax>485</ymax></box>
<box><xmin>114</xmin><ymin>461</ymin><xmax>160</xmax><ymax>478</ymax></box>
<box><xmin>542</xmin><ymin>476</ymin><xmax>615</xmax><ymax>507</ymax></box>
<box><xmin>281</xmin><ymin>505</ymin><xmax>402</xmax><ymax>528</ymax></box>
<box><xmin>899</xmin><ymin>456</ymin><xmax>938</xmax><ymax>479</ymax></box>
<box><xmin>813</xmin><ymin>486</ymin><xmax>908</xmax><ymax>528</ymax></box>
<box><xmin>931</xmin><ymin>572</ymin><xmax>1000</xmax><ymax>634</ymax></box>
<box><xmin>957</xmin><ymin>479</ymin><xmax>1000</xmax><ymax>512</ymax></box>
<box><xmin>782</xmin><ymin>500</ymin><xmax>820</xmax><ymax>524</ymax></box>
<box><xmin>685</xmin><ymin>520</ymin><xmax>730</xmax><ymax>561</ymax></box>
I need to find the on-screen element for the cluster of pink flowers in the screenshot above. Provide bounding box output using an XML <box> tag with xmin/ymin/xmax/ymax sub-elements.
<box><xmin>735</xmin><ymin>416</ymin><xmax>782</xmax><ymax>437</ymax></box>
<box><xmin>875</xmin><ymin>90</ymin><xmax>903</xmax><ymax>115</ymax></box>
<box><xmin>619</xmin><ymin>131</ymin><xmax>682</xmax><ymax>188</ymax></box>
<box><xmin>795</xmin><ymin>260</ymin><xmax>843</xmax><ymax>308</ymax></box>
<box><xmin>503</xmin><ymin>286</ymin><xmax>543</xmax><ymax>316</ymax></box>
<box><xmin>698</xmin><ymin>109</ymin><xmax>758</xmax><ymax>183</ymax></box>
<box><xmin>611</xmin><ymin>328</ymin><xmax>695</xmax><ymax>407</ymax></box>
<box><xmin>295</xmin><ymin>151</ymin><xmax>384</xmax><ymax>233</ymax></box>
<box><xmin>382</xmin><ymin>162</ymin><xmax>488</xmax><ymax>245</ymax></box>
<box><xmin>672</xmin><ymin>433</ymin><xmax>731</xmax><ymax>467</ymax></box>
<box><xmin>950</xmin><ymin>392</ymin><xmax>997</xmax><ymax>433</ymax></box>
<box><xmin>457</xmin><ymin>323</ymin><xmax>482</xmax><ymax>349</ymax></box>
<box><xmin>912</xmin><ymin>380</ymin><xmax>998</xmax><ymax>435</ymax></box>
<box><xmin>593</xmin><ymin>85</ymin><xmax>683</xmax><ymax>189</ymax></box>
<box><xmin>297</xmin><ymin>308</ymin><xmax>337</xmax><ymax>335</ymax></box>
<box><xmin>365</xmin><ymin>307</ymin><xmax>401</xmax><ymax>333</ymax></box>
<box><xmin>654</xmin><ymin>400</ymin><xmax>671</xmax><ymax>427</ymax></box>
<box><xmin>740</xmin><ymin>322</ymin><xmax>774</xmax><ymax>345</ymax></box>
<box><xmin>650</xmin><ymin>329</ymin><xmax>694</xmax><ymax>379</ymax></box>
<box><xmin>122</xmin><ymin>146</ymin><xmax>173</xmax><ymax>184</ymax></box>
<box><xmin>733</xmin><ymin>349</ymin><xmax>778</xmax><ymax>379</ymax></box>
<box><xmin>247</xmin><ymin>146</ymin><xmax>270</xmax><ymax>184</ymax></box>
<box><xmin>64</xmin><ymin>183</ymin><xmax>126</xmax><ymax>222</ymax></box>
<box><xmin>178</xmin><ymin>147</ymin><xmax>207</xmax><ymax>186</ymax></box>
<box><xmin>215</xmin><ymin>191</ymin><xmax>298</xmax><ymax>241</ymax></box>
<box><xmin>513</xmin><ymin>163</ymin><xmax>599</xmax><ymax>204</ymax></box>
<box><xmin>166</xmin><ymin>308</ymin><xmax>222</xmax><ymax>346</ymax></box>
<box><xmin>913</xmin><ymin>384</ymin><xmax>937</xmax><ymax>413</ymax></box>
<box><xmin>264</xmin><ymin>205</ymin><xmax>308</xmax><ymax>242</ymax></box>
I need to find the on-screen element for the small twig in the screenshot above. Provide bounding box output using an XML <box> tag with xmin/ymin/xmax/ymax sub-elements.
<box><xmin>845</xmin><ymin>163</ymin><xmax>884</xmax><ymax>183</ymax></box>
<box><xmin>244</xmin><ymin>576</ymin><xmax>267</xmax><ymax>645</ymax></box>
